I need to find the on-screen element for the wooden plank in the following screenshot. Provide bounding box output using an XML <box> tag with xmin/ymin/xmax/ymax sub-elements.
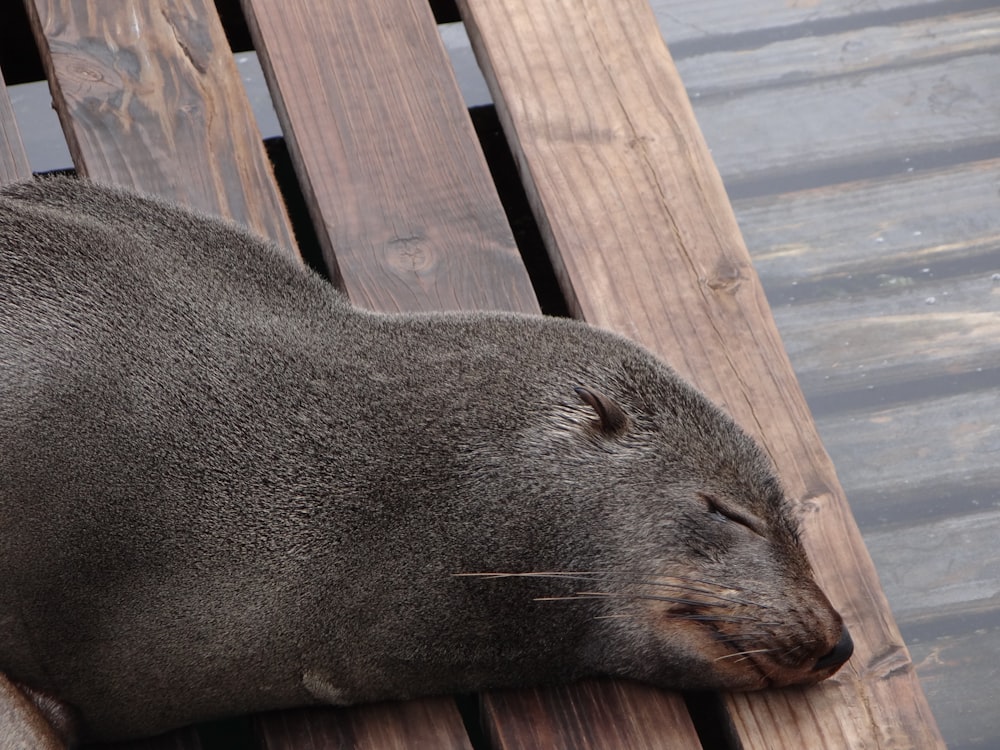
<box><xmin>650</xmin><ymin>0</ymin><xmax>965</xmax><ymax>46</ymax></box>
<box><xmin>458</xmin><ymin>0</ymin><xmax>944</xmax><ymax>747</ymax></box>
<box><xmin>24</xmin><ymin>0</ymin><xmax>297</xmax><ymax>258</ymax></box>
<box><xmin>483</xmin><ymin>679</ymin><xmax>699</xmax><ymax>750</ymax></box>
<box><xmin>254</xmin><ymin>698</ymin><xmax>476</xmax><ymax>750</ymax></box>
<box><xmin>816</xmin><ymin>390</ymin><xmax>1000</xmax><ymax>526</ymax></box>
<box><xmin>865</xmin><ymin>509</ymin><xmax>1000</xmax><ymax>624</ymax></box>
<box><xmin>735</xmin><ymin>160</ymin><xmax>1000</xmax><ymax>295</ymax></box>
<box><xmin>907</xmin><ymin>614</ymin><xmax>1000</xmax><ymax>750</ymax></box>
<box><xmin>692</xmin><ymin>49</ymin><xmax>1000</xmax><ymax>187</ymax></box>
<box><xmin>0</xmin><ymin>72</ymin><xmax>32</xmax><ymax>183</ymax></box>
<box><xmin>772</xmin><ymin>282</ymin><xmax>1000</xmax><ymax>399</ymax></box>
<box><xmin>241</xmin><ymin>0</ymin><xmax>537</xmax><ymax>314</ymax></box>
<box><xmin>675</xmin><ymin>8</ymin><xmax>1000</xmax><ymax>98</ymax></box>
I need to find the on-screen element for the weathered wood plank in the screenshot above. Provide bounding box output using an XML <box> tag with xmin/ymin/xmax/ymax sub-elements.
<box><xmin>907</xmin><ymin>616</ymin><xmax>1000</xmax><ymax>750</ymax></box>
<box><xmin>773</xmin><ymin>284</ymin><xmax>1000</xmax><ymax>399</ymax></box>
<box><xmin>650</xmin><ymin>0</ymin><xmax>979</xmax><ymax>46</ymax></box>
<box><xmin>24</xmin><ymin>0</ymin><xmax>297</xmax><ymax>258</ymax></box>
<box><xmin>254</xmin><ymin>698</ymin><xmax>476</xmax><ymax>750</ymax></box>
<box><xmin>242</xmin><ymin>0</ymin><xmax>537</xmax><ymax>314</ymax></box>
<box><xmin>675</xmin><ymin>8</ymin><xmax>1000</xmax><ymax>97</ymax></box>
<box><xmin>458</xmin><ymin>0</ymin><xmax>944</xmax><ymax>747</ymax></box>
<box><xmin>865</xmin><ymin>509</ymin><xmax>1000</xmax><ymax>624</ymax></box>
<box><xmin>483</xmin><ymin>679</ymin><xmax>699</xmax><ymax>750</ymax></box>
<box><xmin>731</xmin><ymin>162</ymin><xmax>1000</xmax><ymax>399</ymax></box>
<box><xmin>816</xmin><ymin>390</ymin><xmax>1000</xmax><ymax>527</ymax></box>
<box><xmin>735</xmin><ymin>160</ymin><xmax>1000</xmax><ymax>293</ymax></box>
<box><xmin>0</xmin><ymin>72</ymin><xmax>32</xmax><ymax>183</ymax></box>
<box><xmin>693</xmin><ymin>50</ymin><xmax>1000</xmax><ymax>187</ymax></box>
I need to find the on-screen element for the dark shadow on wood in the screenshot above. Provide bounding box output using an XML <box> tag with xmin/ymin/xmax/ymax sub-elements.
<box><xmin>684</xmin><ymin>692</ymin><xmax>744</xmax><ymax>750</ymax></box>
<box><xmin>264</xmin><ymin>137</ymin><xmax>328</xmax><ymax>279</ymax></box>
<box><xmin>469</xmin><ymin>105</ymin><xmax>569</xmax><ymax>318</ymax></box>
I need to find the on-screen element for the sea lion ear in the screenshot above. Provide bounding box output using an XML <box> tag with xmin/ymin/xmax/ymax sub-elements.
<box><xmin>574</xmin><ymin>387</ymin><xmax>629</xmax><ymax>436</ymax></box>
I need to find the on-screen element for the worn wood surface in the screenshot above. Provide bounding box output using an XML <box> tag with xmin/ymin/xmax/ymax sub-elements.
<box><xmin>254</xmin><ymin>698</ymin><xmax>474</xmax><ymax>750</ymax></box>
<box><xmin>483</xmin><ymin>679</ymin><xmax>699</xmax><ymax>750</ymax></box>
<box><xmin>0</xmin><ymin>71</ymin><xmax>30</xmax><ymax>184</ymax></box>
<box><xmin>241</xmin><ymin>0</ymin><xmax>537</xmax><ymax>314</ymax></box>
<box><xmin>674</xmin><ymin>8</ymin><xmax>1000</xmax><ymax>97</ymax></box>
<box><xmin>650</xmin><ymin>0</ymin><xmax>983</xmax><ymax>46</ymax></box>
<box><xmin>694</xmin><ymin>52</ymin><xmax>999</xmax><ymax>190</ymax></box>
<box><xmin>458</xmin><ymin>0</ymin><xmax>944</xmax><ymax>748</ymax></box>
<box><xmin>23</xmin><ymin>0</ymin><xmax>297</xmax><ymax>258</ymax></box>
<box><xmin>681</xmin><ymin>4</ymin><xmax>998</xmax><ymax>744</ymax></box>
<box><xmin>735</xmin><ymin>160</ymin><xmax>1000</xmax><ymax>398</ymax></box>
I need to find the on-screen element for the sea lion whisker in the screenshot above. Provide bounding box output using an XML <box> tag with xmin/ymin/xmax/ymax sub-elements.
<box><xmin>532</xmin><ymin>594</ymin><xmax>614</xmax><ymax>602</ymax></box>
<box><xmin>453</xmin><ymin>571</ymin><xmax>605</xmax><ymax>580</ymax></box>
<box><xmin>714</xmin><ymin>648</ymin><xmax>779</xmax><ymax>663</ymax></box>
<box><xmin>456</xmin><ymin>572</ymin><xmax>772</xmax><ymax>612</ymax></box>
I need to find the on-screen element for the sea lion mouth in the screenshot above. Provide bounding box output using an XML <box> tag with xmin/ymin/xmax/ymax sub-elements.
<box><xmin>707</xmin><ymin>620</ymin><xmax>853</xmax><ymax>689</ymax></box>
<box><xmin>453</xmin><ymin>570</ymin><xmax>852</xmax><ymax>691</ymax></box>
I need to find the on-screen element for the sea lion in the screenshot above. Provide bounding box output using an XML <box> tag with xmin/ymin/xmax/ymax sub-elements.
<box><xmin>0</xmin><ymin>178</ymin><xmax>852</xmax><ymax>745</ymax></box>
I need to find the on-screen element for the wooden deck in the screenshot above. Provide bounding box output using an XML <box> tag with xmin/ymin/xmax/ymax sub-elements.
<box><xmin>2</xmin><ymin>0</ymin><xmax>994</xmax><ymax>747</ymax></box>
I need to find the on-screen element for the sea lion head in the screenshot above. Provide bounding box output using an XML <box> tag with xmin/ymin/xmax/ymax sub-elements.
<box><xmin>455</xmin><ymin>330</ymin><xmax>852</xmax><ymax>693</ymax></box>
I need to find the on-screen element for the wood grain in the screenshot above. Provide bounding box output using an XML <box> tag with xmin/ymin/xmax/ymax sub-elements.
<box><xmin>736</xmin><ymin>160</ymin><xmax>1000</xmax><ymax>295</ymax></box>
<box><xmin>651</xmin><ymin>0</ymin><xmax>967</xmax><ymax>46</ymax></box>
<box><xmin>693</xmin><ymin>51</ymin><xmax>1000</xmax><ymax>188</ymax></box>
<box><xmin>675</xmin><ymin>8</ymin><xmax>1000</xmax><ymax>97</ymax></box>
<box><xmin>241</xmin><ymin>0</ymin><xmax>537</xmax><ymax>313</ymax></box>
<box><xmin>24</xmin><ymin>0</ymin><xmax>297</xmax><ymax>258</ymax></box>
<box><xmin>483</xmin><ymin>679</ymin><xmax>699</xmax><ymax>750</ymax></box>
<box><xmin>458</xmin><ymin>0</ymin><xmax>945</xmax><ymax>747</ymax></box>
<box><xmin>906</xmin><ymin>613</ymin><xmax>1000</xmax><ymax>749</ymax></box>
<box><xmin>818</xmin><ymin>389</ymin><xmax>1000</xmax><ymax>526</ymax></box>
<box><xmin>0</xmin><ymin>72</ymin><xmax>32</xmax><ymax>183</ymax></box>
<box><xmin>254</xmin><ymin>698</ymin><xmax>474</xmax><ymax>750</ymax></box>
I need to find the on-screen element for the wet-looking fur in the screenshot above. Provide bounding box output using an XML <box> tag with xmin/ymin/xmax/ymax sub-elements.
<box><xmin>0</xmin><ymin>178</ymin><xmax>852</xmax><ymax>744</ymax></box>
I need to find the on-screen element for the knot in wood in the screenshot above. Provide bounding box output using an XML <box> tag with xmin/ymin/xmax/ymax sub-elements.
<box><xmin>385</xmin><ymin>234</ymin><xmax>433</xmax><ymax>273</ymax></box>
<box><xmin>705</xmin><ymin>258</ymin><xmax>746</xmax><ymax>293</ymax></box>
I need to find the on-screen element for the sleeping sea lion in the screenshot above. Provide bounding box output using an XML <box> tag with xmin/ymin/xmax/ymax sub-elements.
<box><xmin>0</xmin><ymin>178</ymin><xmax>852</xmax><ymax>744</ymax></box>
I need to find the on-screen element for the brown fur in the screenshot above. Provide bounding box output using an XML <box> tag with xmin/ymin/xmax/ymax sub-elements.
<box><xmin>0</xmin><ymin>178</ymin><xmax>851</xmax><ymax>744</ymax></box>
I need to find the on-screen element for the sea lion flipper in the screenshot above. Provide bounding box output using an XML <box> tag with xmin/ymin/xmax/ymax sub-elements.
<box><xmin>302</xmin><ymin>671</ymin><xmax>353</xmax><ymax>706</ymax></box>
<box><xmin>0</xmin><ymin>673</ymin><xmax>77</xmax><ymax>749</ymax></box>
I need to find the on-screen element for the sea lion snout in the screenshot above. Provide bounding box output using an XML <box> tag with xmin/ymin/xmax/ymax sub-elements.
<box><xmin>814</xmin><ymin>624</ymin><xmax>854</xmax><ymax>674</ymax></box>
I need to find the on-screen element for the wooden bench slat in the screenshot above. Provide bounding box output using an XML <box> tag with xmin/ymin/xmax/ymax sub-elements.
<box><xmin>0</xmin><ymin>71</ymin><xmax>32</xmax><ymax>183</ymax></box>
<box><xmin>483</xmin><ymin>679</ymin><xmax>700</xmax><ymax>750</ymax></box>
<box><xmin>241</xmin><ymin>0</ymin><xmax>538</xmax><ymax>314</ymax></box>
<box><xmin>24</xmin><ymin>0</ymin><xmax>297</xmax><ymax>259</ymax></box>
<box><xmin>457</xmin><ymin>0</ymin><xmax>945</xmax><ymax>748</ymax></box>
<box><xmin>254</xmin><ymin>698</ymin><xmax>474</xmax><ymax>750</ymax></box>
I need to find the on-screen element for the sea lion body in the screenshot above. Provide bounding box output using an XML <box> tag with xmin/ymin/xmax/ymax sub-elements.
<box><xmin>0</xmin><ymin>178</ymin><xmax>851</xmax><ymax>743</ymax></box>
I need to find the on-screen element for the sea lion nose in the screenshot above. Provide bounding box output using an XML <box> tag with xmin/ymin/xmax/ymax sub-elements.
<box><xmin>813</xmin><ymin>624</ymin><xmax>854</xmax><ymax>673</ymax></box>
